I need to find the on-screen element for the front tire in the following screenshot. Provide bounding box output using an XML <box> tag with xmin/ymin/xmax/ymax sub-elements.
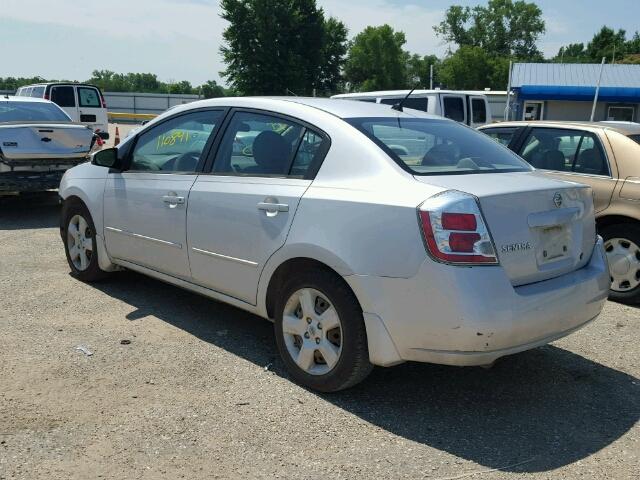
<box><xmin>62</xmin><ymin>201</ymin><xmax>108</xmax><ymax>282</ymax></box>
<box><xmin>602</xmin><ymin>223</ymin><xmax>640</xmax><ymax>304</ymax></box>
<box><xmin>274</xmin><ymin>269</ymin><xmax>373</xmax><ymax>392</ymax></box>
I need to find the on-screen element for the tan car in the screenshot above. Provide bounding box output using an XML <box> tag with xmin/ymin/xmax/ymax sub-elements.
<box><xmin>479</xmin><ymin>121</ymin><xmax>640</xmax><ymax>304</ymax></box>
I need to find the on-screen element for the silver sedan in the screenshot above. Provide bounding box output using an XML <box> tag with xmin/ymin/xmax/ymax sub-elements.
<box><xmin>58</xmin><ymin>97</ymin><xmax>609</xmax><ymax>391</ymax></box>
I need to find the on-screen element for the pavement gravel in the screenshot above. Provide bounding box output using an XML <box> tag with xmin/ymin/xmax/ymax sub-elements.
<box><xmin>0</xmin><ymin>193</ymin><xmax>638</xmax><ymax>479</ymax></box>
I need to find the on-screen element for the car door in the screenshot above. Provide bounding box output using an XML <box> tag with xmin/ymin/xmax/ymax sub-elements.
<box><xmin>103</xmin><ymin>108</ymin><xmax>225</xmax><ymax>279</ymax></box>
<box><xmin>49</xmin><ymin>85</ymin><xmax>78</xmax><ymax>121</ymax></box>
<box><xmin>76</xmin><ymin>86</ymin><xmax>106</xmax><ymax>133</ymax></box>
<box><xmin>187</xmin><ymin>109</ymin><xmax>330</xmax><ymax>304</ymax></box>
<box><xmin>517</xmin><ymin>126</ymin><xmax>618</xmax><ymax>212</ymax></box>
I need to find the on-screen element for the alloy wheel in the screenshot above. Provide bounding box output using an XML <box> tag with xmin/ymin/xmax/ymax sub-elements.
<box><xmin>67</xmin><ymin>214</ymin><xmax>93</xmax><ymax>271</ymax></box>
<box><xmin>281</xmin><ymin>288</ymin><xmax>343</xmax><ymax>376</ymax></box>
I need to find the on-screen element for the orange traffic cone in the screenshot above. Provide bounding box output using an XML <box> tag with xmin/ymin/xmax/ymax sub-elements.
<box><xmin>114</xmin><ymin>125</ymin><xmax>121</xmax><ymax>147</ymax></box>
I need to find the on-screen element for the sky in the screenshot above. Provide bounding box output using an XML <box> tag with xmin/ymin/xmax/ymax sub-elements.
<box><xmin>1</xmin><ymin>0</ymin><xmax>639</xmax><ymax>86</ymax></box>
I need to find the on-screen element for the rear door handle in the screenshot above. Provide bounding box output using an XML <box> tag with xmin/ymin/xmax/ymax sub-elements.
<box><xmin>162</xmin><ymin>194</ymin><xmax>185</xmax><ymax>208</ymax></box>
<box><xmin>257</xmin><ymin>202</ymin><xmax>289</xmax><ymax>212</ymax></box>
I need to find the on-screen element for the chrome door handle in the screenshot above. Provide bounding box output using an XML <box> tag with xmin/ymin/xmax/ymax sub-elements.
<box><xmin>257</xmin><ymin>202</ymin><xmax>289</xmax><ymax>212</ymax></box>
<box><xmin>162</xmin><ymin>194</ymin><xmax>185</xmax><ymax>207</ymax></box>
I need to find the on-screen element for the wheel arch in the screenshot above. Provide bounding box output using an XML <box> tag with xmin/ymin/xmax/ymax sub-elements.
<box><xmin>596</xmin><ymin>214</ymin><xmax>640</xmax><ymax>230</ymax></box>
<box><xmin>263</xmin><ymin>256</ymin><xmax>359</xmax><ymax>320</ymax></box>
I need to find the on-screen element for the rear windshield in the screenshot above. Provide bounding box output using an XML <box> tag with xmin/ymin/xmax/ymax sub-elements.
<box><xmin>628</xmin><ymin>134</ymin><xmax>640</xmax><ymax>145</ymax></box>
<box><xmin>347</xmin><ymin>117</ymin><xmax>532</xmax><ymax>175</ymax></box>
<box><xmin>0</xmin><ymin>101</ymin><xmax>71</xmax><ymax>122</ymax></box>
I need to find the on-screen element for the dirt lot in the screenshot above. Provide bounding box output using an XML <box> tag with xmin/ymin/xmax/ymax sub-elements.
<box><xmin>1</xmin><ymin>193</ymin><xmax>638</xmax><ymax>480</ymax></box>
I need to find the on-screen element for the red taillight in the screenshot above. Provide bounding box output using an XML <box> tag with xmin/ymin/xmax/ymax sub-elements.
<box><xmin>418</xmin><ymin>191</ymin><xmax>498</xmax><ymax>265</ymax></box>
<box><xmin>43</xmin><ymin>93</ymin><xmax>49</xmax><ymax>100</ymax></box>
<box><xmin>441</xmin><ymin>212</ymin><xmax>477</xmax><ymax>231</ymax></box>
<box><xmin>101</xmin><ymin>97</ymin><xmax>107</xmax><ymax>108</ymax></box>
<box><xmin>449</xmin><ymin>232</ymin><xmax>481</xmax><ymax>252</ymax></box>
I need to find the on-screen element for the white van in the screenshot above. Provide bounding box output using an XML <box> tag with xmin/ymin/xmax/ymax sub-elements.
<box><xmin>331</xmin><ymin>90</ymin><xmax>492</xmax><ymax>128</ymax></box>
<box><xmin>15</xmin><ymin>83</ymin><xmax>109</xmax><ymax>139</ymax></box>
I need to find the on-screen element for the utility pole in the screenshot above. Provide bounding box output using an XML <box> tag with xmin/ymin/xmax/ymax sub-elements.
<box><xmin>504</xmin><ymin>61</ymin><xmax>513</xmax><ymax>121</ymax></box>
<box><xmin>429</xmin><ymin>64</ymin><xmax>434</xmax><ymax>90</ymax></box>
<box><xmin>590</xmin><ymin>57</ymin><xmax>606</xmax><ymax>122</ymax></box>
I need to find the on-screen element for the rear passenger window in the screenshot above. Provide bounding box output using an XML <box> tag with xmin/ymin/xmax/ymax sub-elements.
<box><xmin>442</xmin><ymin>96</ymin><xmax>465</xmax><ymax>122</ymax></box>
<box><xmin>213</xmin><ymin>112</ymin><xmax>305</xmax><ymax>177</ymax></box>
<box><xmin>483</xmin><ymin>127</ymin><xmax>517</xmax><ymax>147</ymax></box>
<box><xmin>471</xmin><ymin>98</ymin><xmax>486</xmax><ymax>123</ymax></box>
<box><xmin>520</xmin><ymin>128</ymin><xmax>609</xmax><ymax>175</ymax></box>
<box><xmin>51</xmin><ymin>86</ymin><xmax>76</xmax><ymax>107</ymax></box>
<box><xmin>78</xmin><ymin>87</ymin><xmax>101</xmax><ymax>107</ymax></box>
<box><xmin>289</xmin><ymin>130</ymin><xmax>326</xmax><ymax>177</ymax></box>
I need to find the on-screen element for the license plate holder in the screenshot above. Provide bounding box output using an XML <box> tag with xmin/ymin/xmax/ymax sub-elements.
<box><xmin>538</xmin><ymin>225</ymin><xmax>571</xmax><ymax>263</ymax></box>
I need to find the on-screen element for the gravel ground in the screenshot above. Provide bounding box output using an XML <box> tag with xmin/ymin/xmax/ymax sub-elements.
<box><xmin>0</xmin><ymin>193</ymin><xmax>638</xmax><ymax>480</ymax></box>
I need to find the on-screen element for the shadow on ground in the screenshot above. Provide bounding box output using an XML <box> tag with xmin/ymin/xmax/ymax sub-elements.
<box><xmin>0</xmin><ymin>192</ymin><xmax>60</xmax><ymax>230</ymax></box>
<box><xmin>90</xmin><ymin>270</ymin><xmax>640</xmax><ymax>473</ymax></box>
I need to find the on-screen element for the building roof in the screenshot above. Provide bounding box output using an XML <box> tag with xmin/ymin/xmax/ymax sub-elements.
<box><xmin>511</xmin><ymin>63</ymin><xmax>640</xmax><ymax>102</ymax></box>
<box><xmin>511</xmin><ymin>63</ymin><xmax>640</xmax><ymax>88</ymax></box>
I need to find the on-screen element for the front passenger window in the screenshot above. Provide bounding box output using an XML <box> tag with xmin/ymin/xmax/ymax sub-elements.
<box><xmin>130</xmin><ymin>110</ymin><xmax>222</xmax><ymax>172</ymax></box>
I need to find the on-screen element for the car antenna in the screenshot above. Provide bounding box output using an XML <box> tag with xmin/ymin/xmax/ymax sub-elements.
<box><xmin>391</xmin><ymin>88</ymin><xmax>416</xmax><ymax>112</ymax></box>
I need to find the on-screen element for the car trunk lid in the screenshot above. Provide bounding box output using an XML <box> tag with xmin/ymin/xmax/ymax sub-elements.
<box><xmin>414</xmin><ymin>171</ymin><xmax>597</xmax><ymax>286</ymax></box>
<box><xmin>0</xmin><ymin>122</ymin><xmax>93</xmax><ymax>161</ymax></box>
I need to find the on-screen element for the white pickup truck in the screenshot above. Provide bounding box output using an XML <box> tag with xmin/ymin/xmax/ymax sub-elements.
<box><xmin>331</xmin><ymin>90</ymin><xmax>492</xmax><ymax>128</ymax></box>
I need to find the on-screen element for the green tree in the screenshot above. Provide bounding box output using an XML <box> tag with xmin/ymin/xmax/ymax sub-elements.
<box><xmin>586</xmin><ymin>26</ymin><xmax>627</xmax><ymax>62</ymax></box>
<box><xmin>434</xmin><ymin>0</ymin><xmax>545</xmax><ymax>59</ymax></box>
<box><xmin>199</xmin><ymin>80</ymin><xmax>227</xmax><ymax>98</ymax></box>
<box><xmin>438</xmin><ymin>45</ymin><xmax>496</xmax><ymax>90</ymax></box>
<box><xmin>553</xmin><ymin>43</ymin><xmax>589</xmax><ymax>63</ymax></box>
<box><xmin>220</xmin><ymin>0</ymin><xmax>347</xmax><ymax>95</ymax></box>
<box><xmin>406</xmin><ymin>54</ymin><xmax>440</xmax><ymax>88</ymax></box>
<box><xmin>344</xmin><ymin>25</ymin><xmax>407</xmax><ymax>91</ymax></box>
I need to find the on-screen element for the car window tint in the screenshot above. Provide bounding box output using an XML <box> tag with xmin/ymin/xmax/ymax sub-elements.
<box><xmin>31</xmin><ymin>86</ymin><xmax>45</xmax><ymax>98</ymax></box>
<box><xmin>483</xmin><ymin>127</ymin><xmax>517</xmax><ymax>147</ymax></box>
<box><xmin>78</xmin><ymin>87</ymin><xmax>101</xmax><ymax>108</ymax></box>
<box><xmin>213</xmin><ymin>112</ymin><xmax>304</xmax><ymax>176</ymax></box>
<box><xmin>130</xmin><ymin>110</ymin><xmax>222</xmax><ymax>173</ymax></box>
<box><xmin>573</xmin><ymin>134</ymin><xmax>609</xmax><ymax>175</ymax></box>
<box><xmin>51</xmin><ymin>86</ymin><xmax>76</xmax><ymax>107</ymax></box>
<box><xmin>379</xmin><ymin>97</ymin><xmax>429</xmax><ymax>112</ymax></box>
<box><xmin>0</xmin><ymin>101</ymin><xmax>70</xmax><ymax>122</ymax></box>
<box><xmin>521</xmin><ymin>128</ymin><xmax>608</xmax><ymax>175</ymax></box>
<box><xmin>289</xmin><ymin>129</ymin><xmax>325</xmax><ymax>177</ymax></box>
<box><xmin>442</xmin><ymin>97</ymin><xmax>465</xmax><ymax>122</ymax></box>
<box><xmin>472</xmin><ymin>98</ymin><xmax>486</xmax><ymax>123</ymax></box>
<box><xmin>348</xmin><ymin>117</ymin><xmax>531</xmax><ymax>175</ymax></box>
<box><xmin>628</xmin><ymin>134</ymin><xmax>640</xmax><ymax>145</ymax></box>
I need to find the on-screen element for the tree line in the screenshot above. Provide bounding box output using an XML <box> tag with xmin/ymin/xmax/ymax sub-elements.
<box><xmin>2</xmin><ymin>0</ymin><xmax>640</xmax><ymax>96</ymax></box>
<box><xmin>0</xmin><ymin>72</ymin><xmax>231</xmax><ymax>97</ymax></box>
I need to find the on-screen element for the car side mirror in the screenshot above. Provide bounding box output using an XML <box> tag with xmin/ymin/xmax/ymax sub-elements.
<box><xmin>92</xmin><ymin>148</ymin><xmax>121</xmax><ymax>170</ymax></box>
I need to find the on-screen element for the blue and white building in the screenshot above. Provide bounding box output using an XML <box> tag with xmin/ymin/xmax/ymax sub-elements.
<box><xmin>508</xmin><ymin>63</ymin><xmax>640</xmax><ymax>122</ymax></box>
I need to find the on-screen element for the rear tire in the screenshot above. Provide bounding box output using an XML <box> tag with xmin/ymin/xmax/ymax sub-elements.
<box><xmin>274</xmin><ymin>268</ymin><xmax>373</xmax><ymax>392</ymax></box>
<box><xmin>601</xmin><ymin>223</ymin><xmax>640</xmax><ymax>305</ymax></box>
<box><xmin>62</xmin><ymin>201</ymin><xmax>109</xmax><ymax>282</ymax></box>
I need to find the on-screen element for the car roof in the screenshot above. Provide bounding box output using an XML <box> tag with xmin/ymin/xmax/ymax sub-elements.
<box><xmin>480</xmin><ymin>120</ymin><xmax>640</xmax><ymax>136</ymax></box>
<box><xmin>178</xmin><ymin>96</ymin><xmax>444</xmax><ymax>121</ymax></box>
<box><xmin>332</xmin><ymin>90</ymin><xmax>488</xmax><ymax>98</ymax></box>
<box><xmin>0</xmin><ymin>95</ymin><xmax>52</xmax><ymax>104</ymax></box>
<box><xmin>17</xmin><ymin>82</ymin><xmax>103</xmax><ymax>90</ymax></box>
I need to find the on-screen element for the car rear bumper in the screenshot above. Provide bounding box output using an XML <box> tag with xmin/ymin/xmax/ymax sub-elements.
<box><xmin>346</xmin><ymin>237</ymin><xmax>610</xmax><ymax>367</ymax></box>
<box><xmin>0</xmin><ymin>170</ymin><xmax>68</xmax><ymax>193</ymax></box>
